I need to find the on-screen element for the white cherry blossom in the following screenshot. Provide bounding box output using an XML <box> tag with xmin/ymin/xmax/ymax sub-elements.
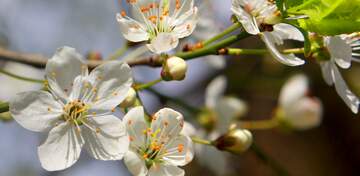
<box><xmin>123</xmin><ymin>106</ymin><xmax>194</xmax><ymax>176</ymax></box>
<box><xmin>10</xmin><ymin>46</ymin><xmax>133</xmax><ymax>171</ymax></box>
<box><xmin>278</xmin><ymin>74</ymin><xmax>323</xmax><ymax>130</ymax></box>
<box><xmin>231</xmin><ymin>0</ymin><xmax>305</xmax><ymax>66</ymax></box>
<box><xmin>320</xmin><ymin>35</ymin><xmax>360</xmax><ymax>114</ymax></box>
<box><xmin>117</xmin><ymin>0</ymin><xmax>198</xmax><ymax>54</ymax></box>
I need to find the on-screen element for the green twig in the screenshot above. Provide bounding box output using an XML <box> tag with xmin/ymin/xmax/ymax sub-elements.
<box><xmin>202</xmin><ymin>22</ymin><xmax>242</xmax><ymax>46</ymax></box>
<box><xmin>251</xmin><ymin>144</ymin><xmax>290</xmax><ymax>176</ymax></box>
<box><xmin>107</xmin><ymin>45</ymin><xmax>128</xmax><ymax>60</ymax></box>
<box><xmin>135</xmin><ymin>78</ymin><xmax>163</xmax><ymax>91</ymax></box>
<box><xmin>226</xmin><ymin>48</ymin><xmax>305</xmax><ymax>55</ymax></box>
<box><xmin>0</xmin><ymin>102</ymin><xmax>9</xmax><ymax>113</ymax></box>
<box><xmin>191</xmin><ymin>136</ymin><xmax>213</xmax><ymax>146</ymax></box>
<box><xmin>0</xmin><ymin>69</ymin><xmax>43</xmax><ymax>83</ymax></box>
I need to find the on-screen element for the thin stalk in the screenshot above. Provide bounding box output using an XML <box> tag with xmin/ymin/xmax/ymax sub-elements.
<box><xmin>0</xmin><ymin>69</ymin><xmax>44</xmax><ymax>83</ymax></box>
<box><xmin>191</xmin><ymin>136</ymin><xmax>213</xmax><ymax>146</ymax></box>
<box><xmin>251</xmin><ymin>144</ymin><xmax>290</xmax><ymax>176</ymax></box>
<box><xmin>176</xmin><ymin>32</ymin><xmax>251</xmax><ymax>60</ymax></box>
<box><xmin>226</xmin><ymin>48</ymin><xmax>305</xmax><ymax>55</ymax></box>
<box><xmin>0</xmin><ymin>102</ymin><xmax>9</xmax><ymax>113</ymax></box>
<box><xmin>202</xmin><ymin>22</ymin><xmax>242</xmax><ymax>46</ymax></box>
<box><xmin>135</xmin><ymin>78</ymin><xmax>163</xmax><ymax>91</ymax></box>
<box><xmin>107</xmin><ymin>45</ymin><xmax>128</xmax><ymax>60</ymax></box>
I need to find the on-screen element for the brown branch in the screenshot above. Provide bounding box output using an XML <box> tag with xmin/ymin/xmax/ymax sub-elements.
<box><xmin>0</xmin><ymin>47</ymin><xmax>163</xmax><ymax>68</ymax></box>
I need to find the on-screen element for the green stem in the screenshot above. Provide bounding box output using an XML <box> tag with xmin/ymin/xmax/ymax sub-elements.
<box><xmin>0</xmin><ymin>102</ymin><xmax>9</xmax><ymax>113</ymax></box>
<box><xmin>176</xmin><ymin>32</ymin><xmax>251</xmax><ymax>60</ymax></box>
<box><xmin>191</xmin><ymin>136</ymin><xmax>213</xmax><ymax>146</ymax></box>
<box><xmin>146</xmin><ymin>88</ymin><xmax>200</xmax><ymax>114</ymax></box>
<box><xmin>135</xmin><ymin>78</ymin><xmax>163</xmax><ymax>91</ymax></box>
<box><xmin>107</xmin><ymin>45</ymin><xmax>128</xmax><ymax>60</ymax></box>
<box><xmin>227</xmin><ymin>48</ymin><xmax>305</xmax><ymax>55</ymax></box>
<box><xmin>202</xmin><ymin>22</ymin><xmax>242</xmax><ymax>46</ymax></box>
<box><xmin>0</xmin><ymin>69</ymin><xmax>44</xmax><ymax>83</ymax></box>
<box><xmin>251</xmin><ymin>144</ymin><xmax>290</xmax><ymax>176</ymax></box>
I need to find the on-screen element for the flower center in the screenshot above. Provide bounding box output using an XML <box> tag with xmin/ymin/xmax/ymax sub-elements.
<box><xmin>62</xmin><ymin>100</ymin><xmax>89</xmax><ymax>123</ymax></box>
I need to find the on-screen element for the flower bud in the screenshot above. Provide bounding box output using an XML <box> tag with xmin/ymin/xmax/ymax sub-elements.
<box><xmin>120</xmin><ymin>88</ymin><xmax>137</xmax><ymax>108</ymax></box>
<box><xmin>213</xmin><ymin>129</ymin><xmax>253</xmax><ymax>154</ymax></box>
<box><xmin>161</xmin><ymin>56</ymin><xmax>187</xmax><ymax>81</ymax></box>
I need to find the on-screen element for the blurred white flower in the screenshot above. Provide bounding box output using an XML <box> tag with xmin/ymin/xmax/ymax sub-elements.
<box><xmin>193</xmin><ymin>76</ymin><xmax>247</xmax><ymax>175</ymax></box>
<box><xmin>123</xmin><ymin>106</ymin><xmax>194</xmax><ymax>176</ymax></box>
<box><xmin>213</xmin><ymin>128</ymin><xmax>253</xmax><ymax>154</ymax></box>
<box><xmin>117</xmin><ymin>0</ymin><xmax>198</xmax><ymax>54</ymax></box>
<box><xmin>231</xmin><ymin>0</ymin><xmax>305</xmax><ymax>66</ymax></box>
<box><xmin>10</xmin><ymin>46</ymin><xmax>133</xmax><ymax>171</ymax></box>
<box><xmin>320</xmin><ymin>35</ymin><xmax>360</xmax><ymax>113</ymax></box>
<box><xmin>0</xmin><ymin>62</ymin><xmax>43</xmax><ymax>101</ymax></box>
<box><xmin>278</xmin><ymin>74</ymin><xmax>323</xmax><ymax>130</ymax></box>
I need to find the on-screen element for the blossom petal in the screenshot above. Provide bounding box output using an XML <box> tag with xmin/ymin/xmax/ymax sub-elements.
<box><xmin>279</xmin><ymin>74</ymin><xmax>308</xmax><ymax>108</ymax></box>
<box><xmin>147</xmin><ymin>33</ymin><xmax>179</xmax><ymax>54</ymax></box>
<box><xmin>87</xmin><ymin>61</ymin><xmax>133</xmax><ymax>112</ymax></box>
<box><xmin>205</xmin><ymin>76</ymin><xmax>227</xmax><ymax>108</ymax></box>
<box><xmin>38</xmin><ymin>122</ymin><xmax>84</xmax><ymax>171</ymax></box>
<box><xmin>231</xmin><ymin>0</ymin><xmax>260</xmax><ymax>35</ymax></box>
<box><xmin>162</xmin><ymin>135</ymin><xmax>194</xmax><ymax>166</ymax></box>
<box><xmin>332</xmin><ymin>64</ymin><xmax>360</xmax><ymax>113</ymax></box>
<box><xmin>272</xmin><ymin>23</ymin><xmax>304</xmax><ymax>42</ymax></box>
<box><xmin>197</xmin><ymin>139</ymin><xmax>228</xmax><ymax>175</ymax></box>
<box><xmin>151</xmin><ymin>108</ymin><xmax>184</xmax><ymax>140</ymax></box>
<box><xmin>10</xmin><ymin>91</ymin><xmax>63</xmax><ymax>132</ymax></box>
<box><xmin>261</xmin><ymin>32</ymin><xmax>305</xmax><ymax>66</ymax></box>
<box><xmin>320</xmin><ymin>61</ymin><xmax>334</xmax><ymax>86</ymax></box>
<box><xmin>181</xmin><ymin>121</ymin><xmax>196</xmax><ymax>136</ymax></box>
<box><xmin>45</xmin><ymin>46</ymin><xmax>86</xmax><ymax>101</ymax></box>
<box><xmin>327</xmin><ymin>36</ymin><xmax>352</xmax><ymax>69</ymax></box>
<box><xmin>171</xmin><ymin>0</ymin><xmax>194</xmax><ymax>19</ymax></box>
<box><xmin>123</xmin><ymin>106</ymin><xmax>147</xmax><ymax>148</ymax></box>
<box><xmin>124</xmin><ymin>151</ymin><xmax>148</xmax><ymax>176</ymax></box>
<box><xmin>148</xmin><ymin>164</ymin><xmax>185</xmax><ymax>176</ymax></box>
<box><xmin>214</xmin><ymin>97</ymin><xmax>248</xmax><ymax>133</ymax></box>
<box><xmin>172</xmin><ymin>7</ymin><xmax>198</xmax><ymax>39</ymax></box>
<box><xmin>83</xmin><ymin>116</ymin><xmax>129</xmax><ymax>160</ymax></box>
<box><xmin>116</xmin><ymin>14</ymin><xmax>149</xmax><ymax>42</ymax></box>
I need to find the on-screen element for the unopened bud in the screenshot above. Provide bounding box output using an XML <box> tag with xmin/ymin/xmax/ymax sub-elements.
<box><xmin>161</xmin><ymin>56</ymin><xmax>187</xmax><ymax>81</ymax></box>
<box><xmin>120</xmin><ymin>88</ymin><xmax>137</xmax><ymax>108</ymax></box>
<box><xmin>214</xmin><ymin>129</ymin><xmax>253</xmax><ymax>154</ymax></box>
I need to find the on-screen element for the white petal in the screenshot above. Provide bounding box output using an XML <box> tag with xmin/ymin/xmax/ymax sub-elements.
<box><xmin>88</xmin><ymin>61</ymin><xmax>133</xmax><ymax>112</ymax></box>
<box><xmin>116</xmin><ymin>14</ymin><xmax>149</xmax><ymax>42</ymax></box>
<box><xmin>284</xmin><ymin>97</ymin><xmax>323</xmax><ymax>130</ymax></box>
<box><xmin>327</xmin><ymin>36</ymin><xmax>352</xmax><ymax>69</ymax></box>
<box><xmin>147</xmin><ymin>33</ymin><xmax>179</xmax><ymax>54</ymax></box>
<box><xmin>197</xmin><ymin>140</ymin><xmax>228</xmax><ymax>175</ymax></box>
<box><xmin>279</xmin><ymin>74</ymin><xmax>308</xmax><ymax>108</ymax></box>
<box><xmin>272</xmin><ymin>23</ymin><xmax>304</xmax><ymax>42</ymax></box>
<box><xmin>148</xmin><ymin>164</ymin><xmax>185</xmax><ymax>176</ymax></box>
<box><xmin>181</xmin><ymin>121</ymin><xmax>196</xmax><ymax>136</ymax></box>
<box><xmin>38</xmin><ymin>122</ymin><xmax>84</xmax><ymax>171</ymax></box>
<box><xmin>332</xmin><ymin>64</ymin><xmax>360</xmax><ymax>113</ymax></box>
<box><xmin>205</xmin><ymin>76</ymin><xmax>227</xmax><ymax>108</ymax></box>
<box><xmin>123</xmin><ymin>106</ymin><xmax>148</xmax><ymax>148</ymax></box>
<box><xmin>87</xmin><ymin>115</ymin><xmax>128</xmax><ymax>138</ymax></box>
<box><xmin>172</xmin><ymin>7</ymin><xmax>198</xmax><ymax>39</ymax></box>
<box><xmin>45</xmin><ymin>46</ymin><xmax>86</xmax><ymax>101</ymax></box>
<box><xmin>214</xmin><ymin>97</ymin><xmax>248</xmax><ymax>133</ymax></box>
<box><xmin>171</xmin><ymin>0</ymin><xmax>194</xmax><ymax>19</ymax></box>
<box><xmin>151</xmin><ymin>108</ymin><xmax>184</xmax><ymax>140</ymax></box>
<box><xmin>124</xmin><ymin>151</ymin><xmax>148</xmax><ymax>176</ymax></box>
<box><xmin>320</xmin><ymin>61</ymin><xmax>334</xmax><ymax>86</ymax></box>
<box><xmin>162</xmin><ymin>135</ymin><xmax>194</xmax><ymax>166</ymax></box>
<box><xmin>261</xmin><ymin>32</ymin><xmax>305</xmax><ymax>66</ymax></box>
<box><xmin>83</xmin><ymin>118</ymin><xmax>129</xmax><ymax>161</ymax></box>
<box><xmin>10</xmin><ymin>91</ymin><xmax>63</xmax><ymax>132</ymax></box>
<box><xmin>231</xmin><ymin>0</ymin><xmax>260</xmax><ymax>35</ymax></box>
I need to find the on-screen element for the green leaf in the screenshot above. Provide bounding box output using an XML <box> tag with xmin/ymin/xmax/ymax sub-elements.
<box><xmin>275</xmin><ymin>0</ymin><xmax>287</xmax><ymax>16</ymax></box>
<box><xmin>286</xmin><ymin>0</ymin><xmax>360</xmax><ymax>35</ymax></box>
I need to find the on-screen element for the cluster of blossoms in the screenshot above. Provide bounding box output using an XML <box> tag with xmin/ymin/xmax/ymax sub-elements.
<box><xmin>4</xmin><ymin>0</ymin><xmax>360</xmax><ymax>175</ymax></box>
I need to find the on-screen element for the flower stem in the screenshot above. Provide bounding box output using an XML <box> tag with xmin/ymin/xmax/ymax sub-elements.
<box><xmin>237</xmin><ymin>118</ymin><xmax>279</xmax><ymax>130</ymax></box>
<box><xmin>191</xmin><ymin>136</ymin><xmax>213</xmax><ymax>146</ymax></box>
<box><xmin>176</xmin><ymin>31</ymin><xmax>251</xmax><ymax>60</ymax></box>
<box><xmin>226</xmin><ymin>48</ymin><xmax>305</xmax><ymax>55</ymax></box>
<box><xmin>202</xmin><ymin>22</ymin><xmax>242</xmax><ymax>46</ymax></box>
<box><xmin>107</xmin><ymin>45</ymin><xmax>128</xmax><ymax>60</ymax></box>
<box><xmin>0</xmin><ymin>69</ymin><xmax>43</xmax><ymax>83</ymax></box>
<box><xmin>0</xmin><ymin>102</ymin><xmax>9</xmax><ymax>113</ymax></box>
<box><xmin>251</xmin><ymin>143</ymin><xmax>290</xmax><ymax>176</ymax></box>
<box><xmin>134</xmin><ymin>78</ymin><xmax>163</xmax><ymax>91</ymax></box>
